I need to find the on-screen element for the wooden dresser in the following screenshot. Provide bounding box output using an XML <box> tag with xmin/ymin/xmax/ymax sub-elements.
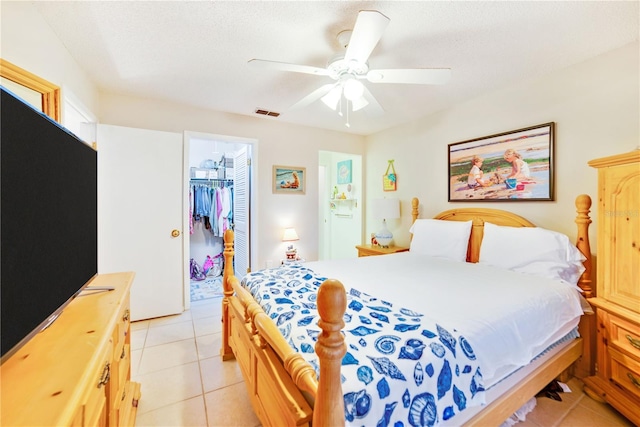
<box><xmin>1</xmin><ymin>272</ymin><xmax>141</xmax><ymax>426</ymax></box>
<box><xmin>583</xmin><ymin>151</ymin><xmax>640</xmax><ymax>425</ymax></box>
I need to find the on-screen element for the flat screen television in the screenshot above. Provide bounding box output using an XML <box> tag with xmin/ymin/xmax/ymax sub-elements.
<box><xmin>1</xmin><ymin>87</ymin><xmax>98</xmax><ymax>361</ymax></box>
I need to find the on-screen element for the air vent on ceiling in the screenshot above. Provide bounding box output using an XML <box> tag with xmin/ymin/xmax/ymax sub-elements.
<box><xmin>255</xmin><ymin>109</ymin><xmax>280</xmax><ymax>117</ymax></box>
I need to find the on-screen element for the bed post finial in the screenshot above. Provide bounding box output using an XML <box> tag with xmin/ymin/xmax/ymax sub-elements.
<box><xmin>314</xmin><ymin>279</ymin><xmax>347</xmax><ymax>427</ymax></box>
<box><xmin>575</xmin><ymin>194</ymin><xmax>593</xmax><ymax>298</ymax></box>
<box><xmin>411</xmin><ymin>197</ymin><xmax>419</xmax><ymax>224</ymax></box>
<box><xmin>221</xmin><ymin>229</ymin><xmax>235</xmax><ymax>360</ymax></box>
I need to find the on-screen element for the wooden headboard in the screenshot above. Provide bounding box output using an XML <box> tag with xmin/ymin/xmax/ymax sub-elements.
<box><xmin>409</xmin><ymin>195</ymin><xmax>593</xmax><ymax>298</ymax></box>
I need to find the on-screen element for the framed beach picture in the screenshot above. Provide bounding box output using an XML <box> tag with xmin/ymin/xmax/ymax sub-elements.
<box><xmin>448</xmin><ymin>122</ymin><xmax>555</xmax><ymax>202</ymax></box>
<box><xmin>337</xmin><ymin>159</ymin><xmax>352</xmax><ymax>184</ymax></box>
<box><xmin>273</xmin><ymin>165</ymin><xmax>306</xmax><ymax>194</ymax></box>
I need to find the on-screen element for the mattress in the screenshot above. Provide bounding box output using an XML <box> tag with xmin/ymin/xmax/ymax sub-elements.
<box><xmin>241</xmin><ymin>252</ymin><xmax>584</xmax><ymax>426</ymax></box>
<box><xmin>303</xmin><ymin>252</ymin><xmax>583</xmax><ymax>384</ymax></box>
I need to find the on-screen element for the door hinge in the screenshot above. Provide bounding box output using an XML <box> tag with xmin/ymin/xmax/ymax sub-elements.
<box><xmin>247</xmin><ymin>158</ymin><xmax>251</xmax><ymax>166</ymax></box>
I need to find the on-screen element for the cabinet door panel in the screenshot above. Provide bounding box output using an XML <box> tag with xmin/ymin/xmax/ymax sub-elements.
<box><xmin>600</xmin><ymin>164</ymin><xmax>640</xmax><ymax>311</ymax></box>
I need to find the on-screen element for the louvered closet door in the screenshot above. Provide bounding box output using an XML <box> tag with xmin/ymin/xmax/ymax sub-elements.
<box><xmin>233</xmin><ymin>145</ymin><xmax>250</xmax><ymax>276</ymax></box>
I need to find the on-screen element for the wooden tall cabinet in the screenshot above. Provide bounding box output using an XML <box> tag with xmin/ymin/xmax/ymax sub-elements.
<box><xmin>0</xmin><ymin>272</ymin><xmax>141</xmax><ymax>426</ymax></box>
<box><xmin>583</xmin><ymin>151</ymin><xmax>640</xmax><ymax>425</ymax></box>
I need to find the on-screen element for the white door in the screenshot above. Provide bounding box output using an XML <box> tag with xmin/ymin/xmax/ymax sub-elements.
<box><xmin>97</xmin><ymin>124</ymin><xmax>184</xmax><ymax>321</ymax></box>
<box><xmin>233</xmin><ymin>146</ymin><xmax>250</xmax><ymax>275</ymax></box>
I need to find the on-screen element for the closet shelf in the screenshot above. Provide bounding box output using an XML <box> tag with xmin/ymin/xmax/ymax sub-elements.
<box><xmin>190</xmin><ymin>178</ymin><xmax>233</xmax><ymax>184</ymax></box>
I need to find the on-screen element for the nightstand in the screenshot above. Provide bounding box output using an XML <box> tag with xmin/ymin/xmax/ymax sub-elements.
<box><xmin>281</xmin><ymin>258</ymin><xmax>305</xmax><ymax>266</ymax></box>
<box><xmin>355</xmin><ymin>244</ymin><xmax>409</xmax><ymax>257</ymax></box>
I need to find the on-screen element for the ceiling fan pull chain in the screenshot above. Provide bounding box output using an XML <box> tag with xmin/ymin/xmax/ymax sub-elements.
<box><xmin>345</xmin><ymin>101</ymin><xmax>351</xmax><ymax>128</ymax></box>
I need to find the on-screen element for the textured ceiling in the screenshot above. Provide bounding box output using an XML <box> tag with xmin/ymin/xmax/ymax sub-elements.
<box><xmin>34</xmin><ymin>1</ymin><xmax>639</xmax><ymax>136</ymax></box>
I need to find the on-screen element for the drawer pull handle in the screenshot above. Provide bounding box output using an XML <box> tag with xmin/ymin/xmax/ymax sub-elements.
<box><xmin>98</xmin><ymin>362</ymin><xmax>110</xmax><ymax>388</ymax></box>
<box><xmin>626</xmin><ymin>334</ymin><xmax>640</xmax><ymax>350</ymax></box>
<box><xmin>628</xmin><ymin>373</ymin><xmax>640</xmax><ymax>389</ymax></box>
<box><xmin>120</xmin><ymin>347</ymin><xmax>126</xmax><ymax>360</ymax></box>
<box><xmin>123</xmin><ymin>309</ymin><xmax>130</xmax><ymax>322</ymax></box>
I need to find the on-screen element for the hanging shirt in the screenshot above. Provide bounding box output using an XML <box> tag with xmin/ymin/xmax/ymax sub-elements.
<box><xmin>189</xmin><ymin>186</ymin><xmax>194</xmax><ymax>235</ymax></box>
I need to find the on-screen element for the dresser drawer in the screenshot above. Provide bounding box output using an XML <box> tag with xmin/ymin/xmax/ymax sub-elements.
<box><xmin>608</xmin><ymin>312</ymin><xmax>640</xmax><ymax>360</ymax></box>
<box><xmin>83</xmin><ymin>343</ymin><xmax>112</xmax><ymax>427</ymax></box>
<box><xmin>609</xmin><ymin>347</ymin><xmax>640</xmax><ymax>401</ymax></box>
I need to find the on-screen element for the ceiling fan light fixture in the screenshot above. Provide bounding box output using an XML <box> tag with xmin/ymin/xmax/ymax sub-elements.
<box><xmin>321</xmin><ymin>85</ymin><xmax>342</xmax><ymax>110</ymax></box>
<box><xmin>351</xmin><ymin>96</ymin><xmax>369</xmax><ymax>112</ymax></box>
<box><xmin>343</xmin><ymin>78</ymin><xmax>364</xmax><ymax>101</ymax></box>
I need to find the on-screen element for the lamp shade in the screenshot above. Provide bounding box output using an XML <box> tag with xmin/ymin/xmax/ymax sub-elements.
<box><xmin>282</xmin><ymin>228</ymin><xmax>299</xmax><ymax>242</ymax></box>
<box><xmin>321</xmin><ymin>85</ymin><xmax>342</xmax><ymax>111</ymax></box>
<box><xmin>351</xmin><ymin>96</ymin><xmax>369</xmax><ymax>112</ymax></box>
<box><xmin>372</xmin><ymin>198</ymin><xmax>400</xmax><ymax>220</ymax></box>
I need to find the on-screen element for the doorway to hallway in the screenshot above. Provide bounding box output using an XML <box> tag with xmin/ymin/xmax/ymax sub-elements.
<box><xmin>318</xmin><ymin>151</ymin><xmax>363</xmax><ymax>260</ymax></box>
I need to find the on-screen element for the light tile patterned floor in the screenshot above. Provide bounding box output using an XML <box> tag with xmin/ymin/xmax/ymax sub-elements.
<box><xmin>131</xmin><ymin>297</ymin><xmax>634</xmax><ymax>427</ymax></box>
<box><xmin>190</xmin><ymin>277</ymin><xmax>223</xmax><ymax>302</ymax></box>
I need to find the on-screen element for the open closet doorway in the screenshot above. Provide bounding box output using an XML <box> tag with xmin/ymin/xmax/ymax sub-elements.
<box><xmin>318</xmin><ymin>151</ymin><xmax>363</xmax><ymax>260</ymax></box>
<box><xmin>185</xmin><ymin>131</ymin><xmax>257</xmax><ymax>307</ymax></box>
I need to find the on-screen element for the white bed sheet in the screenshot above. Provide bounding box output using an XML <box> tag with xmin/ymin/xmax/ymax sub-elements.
<box><xmin>303</xmin><ymin>252</ymin><xmax>584</xmax><ymax>384</ymax></box>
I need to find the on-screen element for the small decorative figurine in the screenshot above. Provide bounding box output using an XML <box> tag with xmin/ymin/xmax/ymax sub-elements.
<box><xmin>285</xmin><ymin>244</ymin><xmax>298</xmax><ymax>260</ymax></box>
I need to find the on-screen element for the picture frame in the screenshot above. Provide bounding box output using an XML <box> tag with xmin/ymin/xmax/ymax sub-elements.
<box><xmin>336</xmin><ymin>159</ymin><xmax>352</xmax><ymax>184</ymax></box>
<box><xmin>273</xmin><ymin>165</ymin><xmax>306</xmax><ymax>194</ymax></box>
<box><xmin>382</xmin><ymin>159</ymin><xmax>397</xmax><ymax>192</ymax></box>
<box><xmin>448</xmin><ymin>122</ymin><xmax>555</xmax><ymax>202</ymax></box>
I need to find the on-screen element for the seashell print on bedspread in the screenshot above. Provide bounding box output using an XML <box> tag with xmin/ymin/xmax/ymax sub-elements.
<box><xmin>241</xmin><ymin>265</ymin><xmax>486</xmax><ymax>427</ymax></box>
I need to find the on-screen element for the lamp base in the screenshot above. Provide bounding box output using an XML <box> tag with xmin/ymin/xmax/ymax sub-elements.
<box><xmin>375</xmin><ymin>220</ymin><xmax>393</xmax><ymax>248</ymax></box>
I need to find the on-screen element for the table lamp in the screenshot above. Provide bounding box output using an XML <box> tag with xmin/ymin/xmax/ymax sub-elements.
<box><xmin>282</xmin><ymin>227</ymin><xmax>299</xmax><ymax>259</ymax></box>
<box><xmin>372</xmin><ymin>198</ymin><xmax>400</xmax><ymax>247</ymax></box>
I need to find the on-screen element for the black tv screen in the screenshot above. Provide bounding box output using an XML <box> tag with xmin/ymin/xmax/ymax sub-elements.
<box><xmin>1</xmin><ymin>87</ymin><xmax>98</xmax><ymax>360</ymax></box>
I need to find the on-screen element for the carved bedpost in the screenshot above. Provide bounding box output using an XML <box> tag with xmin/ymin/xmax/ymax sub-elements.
<box><xmin>575</xmin><ymin>194</ymin><xmax>593</xmax><ymax>298</ymax></box>
<box><xmin>313</xmin><ymin>279</ymin><xmax>347</xmax><ymax>427</ymax></box>
<box><xmin>221</xmin><ymin>229</ymin><xmax>235</xmax><ymax>360</ymax></box>
<box><xmin>411</xmin><ymin>197</ymin><xmax>419</xmax><ymax>224</ymax></box>
<box><xmin>575</xmin><ymin>194</ymin><xmax>595</xmax><ymax>378</ymax></box>
<box><xmin>410</xmin><ymin>198</ymin><xmax>419</xmax><ymax>242</ymax></box>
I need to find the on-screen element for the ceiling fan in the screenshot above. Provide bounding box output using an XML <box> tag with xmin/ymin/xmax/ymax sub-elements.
<box><xmin>248</xmin><ymin>10</ymin><xmax>451</xmax><ymax>123</ymax></box>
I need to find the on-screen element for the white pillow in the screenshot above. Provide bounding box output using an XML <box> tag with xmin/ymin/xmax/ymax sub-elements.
<box><xmin>409</xmin><ymin>219</ymin><xmax>472</xmax><ymax>262</ymax></box>
<box><xmin>479</xmin><ymin>222</ymin><xmax>586</xmax><ymax>289</ymax></box>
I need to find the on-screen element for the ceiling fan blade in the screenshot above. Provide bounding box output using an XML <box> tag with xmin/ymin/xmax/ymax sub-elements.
<box><xmin>361</xmin><ymin>85</ymin><xmax>385</xmax><ymax>117</ymax></box>
<box><xmin>248</xmin><ymin>59</ymin><xmax>329</xmax><ymax>76</ymax></box>
<box><xmin>366</xmin><ymin>68</ymin><xmax>452</xmax><ymax>85</ymax></box>
<box><xmin>344</xmin><ymin>10</ymin><xmax>390</xmax><ymax>64</ymax></box>
<box><xmin>288</xmin><ymin>83</ymin><xmax>336</xmax><ymax>110</ymax></box>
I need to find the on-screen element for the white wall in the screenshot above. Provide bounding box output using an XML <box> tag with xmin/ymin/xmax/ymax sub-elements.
<box><xmin>1</xmin><ymin>2</ymin><xmax>366</xmax><ymax>270</ymax></box>
<box><xmin>98</xmin><ymin>93</ymin><xmax>366</xmax><ymax>268</ymax></box>
<box><xmin>365</xmin><ymin>41</ymin><xmax>639</xmax><ymax>252</ymax></box>
<box><xmin>1</xmin><ymin>2</ymin><xmax>99</xmax><ymax>117</ymax></box>
<box><xmin>4</xmin><ymin>1</ymin><xmax>636</xmax><ymax>265</ymax></box>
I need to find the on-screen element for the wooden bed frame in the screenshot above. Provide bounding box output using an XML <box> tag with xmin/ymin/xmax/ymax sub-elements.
<box><xmin>220</xmin><ymin>194</ymin><xmax>594</xmax><ymax>427</ymax></box>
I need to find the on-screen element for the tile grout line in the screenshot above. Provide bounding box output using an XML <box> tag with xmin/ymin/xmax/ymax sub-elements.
<box><xmin>192</xmin><ymin>303</ymin><xmax>217</xmax><ymax>427</ymax></box>
<box><xmin>551</xmin><ymin>393</ymin><xmax>586</xmax><ymax>427</ymax></box>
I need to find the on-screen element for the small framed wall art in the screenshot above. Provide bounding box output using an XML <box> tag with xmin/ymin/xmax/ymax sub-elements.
<box><xmin>273</xmin><ymin>165</ymin><xmax>306</xmax><ymax>194</ymax></box>
<box><xmin>337</xmin><ymin>159</ymin><xmax>352</xmax><ymax>184</ymax></box>
<box><xmin>383</xmin><ymin>160</ymin><xmax>397</xmax><ymax>191</ymax></box>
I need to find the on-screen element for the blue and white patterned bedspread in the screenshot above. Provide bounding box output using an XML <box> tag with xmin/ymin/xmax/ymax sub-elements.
<box><xmin>242</xmin><ymin>265</ymin><xmax>486</xmax><ymax>427</ymax></box>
